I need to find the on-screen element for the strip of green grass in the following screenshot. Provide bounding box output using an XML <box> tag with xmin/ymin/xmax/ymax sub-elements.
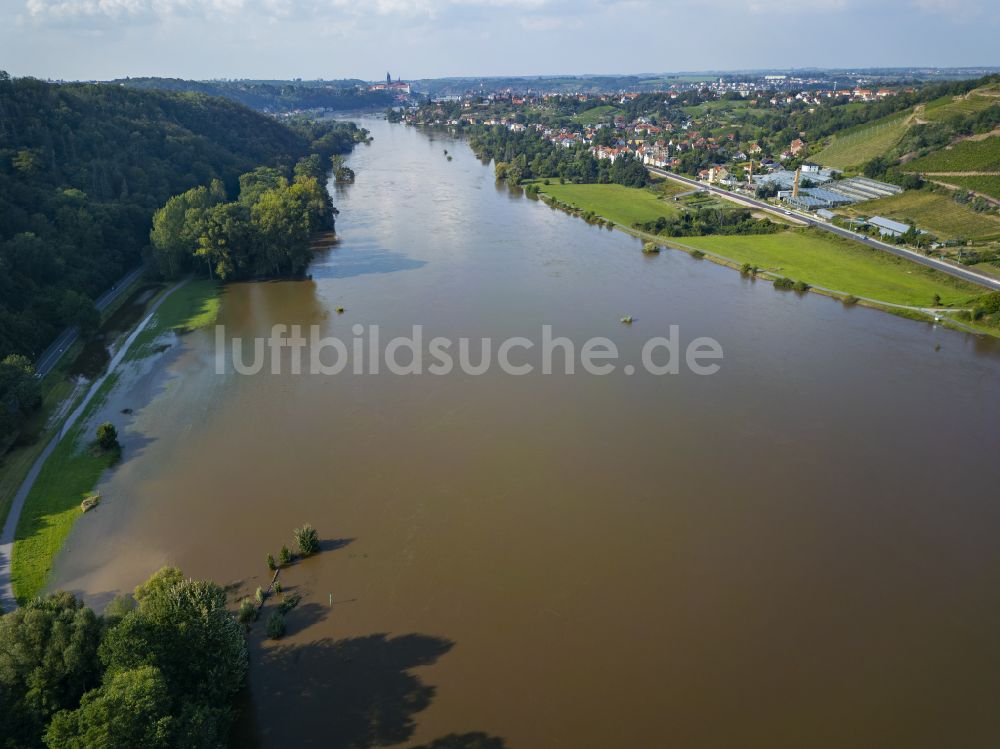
<box><xmin>536</xmin><ymin>181</ymin><xmax>984</xmax><ymax>307</ymax></box>
<box><xmin>10</xmin><ymin>280</ymin><xmax>220</xmax><ymax>602</ymax></box>
<box><xmin>10</xmin><ymin>373</ymin><xmax>122</xmax><ymax>602</ymax></box>
<box><xmin>0</xmin><ymin>276</ymin><xmax>154</xmax><ymax>532</ymax></box>
<box><xmin>537</xmin><ymin>182</ymin><xmax>681</xmax><ymax>226</ymax></box>
<box><xmin>678</xmin><ymin>230</ymin><xmax>983</xmax><ymax>307</ymax></box>
<box><xmin>132</xmin><ymin>280</ymin><xmax>221</xmax><ymax>358</ymax></box>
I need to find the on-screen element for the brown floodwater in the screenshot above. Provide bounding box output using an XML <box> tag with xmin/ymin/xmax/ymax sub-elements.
<box><xmin>50</xmin><ymin>118</ymin><xmax>1000</xmax><ymax>749</ymax></box>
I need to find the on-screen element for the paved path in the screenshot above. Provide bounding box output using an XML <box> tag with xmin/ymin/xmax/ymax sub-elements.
<box><xmin>647</xmin><ymin>167</ymin><xmax>1000</xmax><ymax>292</ymax></box>
<box><xmin>35</xmin><ymin>266</ymin><xmax>147</xmax><ymax>379</ymax></box>
<box><xmin>0</xmin><ymin>280</ymin><xmax>187</xmax><ymax>611</ymax></box>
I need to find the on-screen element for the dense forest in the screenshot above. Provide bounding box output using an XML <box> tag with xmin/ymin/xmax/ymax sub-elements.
<box><xmin>0</xmin><ymin>568</ymin><xmax>247</xmax><ymax>749</ymax></box>
<box><xmin>0</xmin><ymin>73</ymin><xmax>366</xmax><ymax>364</ymax></box>
<box><xmin>469</xmin><ymin>126</ymin><xmax>648</xmax><ymax>187</ymax></box>
<box><xmin>118</xmin><ymin>78</ymin><xmax>393</xmax><ymax>112</ymax></box>
<box><xmin>150</xmin><ymin>160</ymin><xmax>334</xmax><ymax>280</ymax></box>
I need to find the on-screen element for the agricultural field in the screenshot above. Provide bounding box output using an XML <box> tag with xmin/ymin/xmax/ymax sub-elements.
<box><xmin>843</xmin><ymin>189</ymin><xmax>1000</xmax><ymax>241</ymax></box>
<box><xmin>922</xmin><ymin>86</ymin><xmax>1000</xmax><ymax>122</ymax></box>
<box><xmin>935</xmin><ymin>174</ymin><xmax>1000</xmax><ymax>201</ymax></box>
<box><xmin>812</xmin><ymin>111</ymin><xmax>912</xmax><ymax>170</ymax></box>
<box><xmin>905</xmin><ymin>135</ymin><xmax>1000</xmax><ymax>173</ymax></box>
<box><xmin>572</xmin><ymin>105</ymin><xmax>620</xmax><ymax>124</ymax></box>
<box><xmin>678</xmin><ymin>230</ymin><xmax>983</xmax><ymax>307</ymax></box>
<box><xmin>537</xmin><ymin>181</ymin><xmax>682</xmax><ymax>226</ymax></box>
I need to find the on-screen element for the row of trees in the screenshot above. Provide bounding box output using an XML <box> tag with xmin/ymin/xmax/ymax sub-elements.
<box><xmin>150</xmin><ymin>158</ymin><xmax>336</xmax><ymax>280</ymax></box>
<box><xmin>634</xmin><ymin>207</ymin><xmax>780</xmax><ymax>238</ymax></box>
<box><xmin>0</xmin><ymin>568</ymin><xmax>247</xmax><ymax>749</ymax></box>
<box><xmin>470</xmin><ymin>127</ymin><xmax>648</xmax><ymax>187</ymax></box>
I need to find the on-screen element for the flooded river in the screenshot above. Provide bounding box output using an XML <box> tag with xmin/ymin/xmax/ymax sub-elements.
<box><xmin>51</xmin><ymin>118</ymin><xmax>1000</xmax><ymax>749</ymax></box>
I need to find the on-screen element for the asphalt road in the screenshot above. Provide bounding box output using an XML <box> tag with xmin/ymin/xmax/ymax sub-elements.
<box><xmin>647</xmin><ymin>167</ymin><xmax>1000</xmax><ymax>292</ymax></box>
<box><xmin>33</xmin><ymin>265</ymin><xmax>147</xmax><ymax>378</ymax></box>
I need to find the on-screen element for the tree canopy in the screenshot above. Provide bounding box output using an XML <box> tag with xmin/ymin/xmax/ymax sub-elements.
<box><xmin>0</xmin><ymin>74</ymin><xmax>366</xmax><ymax>361</ymax></box>
<box><xmin>0</xmin><ymin>568</ymin><xmax>247</xmax><ymax>749</ymax></box>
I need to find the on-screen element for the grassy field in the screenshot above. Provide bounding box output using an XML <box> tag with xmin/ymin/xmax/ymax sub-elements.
<box><xmin>973</xmin><ymin>262</ymin><xmax>1000</xmax><ymax>280</ymax></box>
<box><xmin>905</xmin><ymin>136</ymin><xmax>1000</xmax><ymax>173</ymax></box>
<box><xmin>844</xmin><ymin>189</ymin><xmax>1000</xmax><ymax>241</ymax></box>
<box><xmin>678</xmin><ymin>230</ymin><xmax>984</xmax><ymax>307</ymax></box>
<box><xmin>10</xmin><ymin>383</ymin><xmax>123</xmax><ymax>603</ymax></box>
<box><xmin>572</xmin><ymin>105</ymin><xmax>619</xmax><ymax>125</ymax></box>
<box><xmin>936</xmin><ymin>174</ymin><xmax>1000</xmax><ymax>200</ymax></box>
<box><xmin>536</xmin><ymin>181</ymin><xmax>986</xmax><ymax>307</ymax></box>
<box><xmin>649</xmin><ymin>178</ymin><xmax>694</xmax><ymax>199</ymax></box>
<box><xmin>681</xmin><ymin>100</ymin><xmax>750</xmax><ymax>117</ymax></box>
<box><xmin>538</xmin><ymin>182</ymin><xmax>682</xmax><ymax>226</ymax></box>
<box><xmin>10</xmin><ymin>280</ymin><xmax>220</xmax><ymax>602</ymax></box>
<box><xmin>0</xmin><ymin>373</ymin><xmax>83</xmax><ymax>535</ymax></box>
<box><xmin>922</xmin><ymin>88</ymin><xmax>1000</xmax><ymax>122</ymax></box>
<box><xmin>812</xmin><ymin>111</ymin><xmax>912</xmax><ymax>170</ymax></box>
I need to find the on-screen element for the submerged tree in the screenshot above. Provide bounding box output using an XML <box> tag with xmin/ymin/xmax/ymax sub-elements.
<box><xmin>95</xmin><ymin>422</ymin><xmax>119</xmax><ymax>451</ymax></box>
<box><xmin>293</xmin><ymin>524</ymin><xmax>319</xmax><ymax>557</ymax></box>
<box><xmin>266</xmin><ymin>612</ymin><xmax>285</xmax><ymax>640</ymax></box>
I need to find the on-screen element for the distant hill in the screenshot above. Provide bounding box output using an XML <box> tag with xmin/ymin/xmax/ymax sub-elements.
<box><xmin>116</xmin><ymin>77</ymin><xmax>393</xmax><ymax>112</ymax></box>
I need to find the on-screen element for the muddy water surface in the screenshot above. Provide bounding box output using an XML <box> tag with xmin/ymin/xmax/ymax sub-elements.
<box><xmin>51</xmin><ymin>118</ymin><xmax>1000</xmax><ymax>749</ymax></box>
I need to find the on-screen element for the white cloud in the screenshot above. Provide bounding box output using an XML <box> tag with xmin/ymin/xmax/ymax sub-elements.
<box><xmin>24</xmin><ymin>0</ymin><xmax>553</xmax><ymax>24</ymax></box>
<box><xmin>519</xmin><ymin>13</ymin><xmax>580</xmax><ymax>30</ymax></box>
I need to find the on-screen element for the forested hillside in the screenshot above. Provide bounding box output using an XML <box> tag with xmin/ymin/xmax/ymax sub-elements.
<box><xmin>0</xmin><ymin>73</ymin><xmax>363</xmax><ymax>363</ymax></box>
<box><xmin>118</xmin><ymin>77</ymin><xmax>393</xmax><ymax>112</ymax></box>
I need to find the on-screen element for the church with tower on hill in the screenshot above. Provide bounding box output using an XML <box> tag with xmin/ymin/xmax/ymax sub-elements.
<box><xmin>369</xmin><ymin>73</ymin><xmax>411</xmax><ymax>96</ymax></box>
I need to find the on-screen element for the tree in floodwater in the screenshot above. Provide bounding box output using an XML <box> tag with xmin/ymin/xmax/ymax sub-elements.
<box><xmin>266</xmin><ymin>611</ymin><xmax>285</xmax><ymax>640</ymax></box>
<box><xmin>95</xmin><ymin>422</ymin><xmax>119</xmax><ymax>451</ymax></box>
<box><xmin>293</xmin><ymin>524</ymin><xmax>319</xmax><ymax>557</ymax></box>
<box><xmin>331</xmin><ymin>154</ymin><xmax>355</xmax><ymax>183</ymax></box>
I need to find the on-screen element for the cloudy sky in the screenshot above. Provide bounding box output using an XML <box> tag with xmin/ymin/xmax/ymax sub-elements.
<box><xmin>2</xmin><ymin>0</ymin><xmax>997</xmax><ymax>81</ymax></box>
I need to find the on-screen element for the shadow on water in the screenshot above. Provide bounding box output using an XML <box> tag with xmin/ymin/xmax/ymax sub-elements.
<box><xmin>319</xmin><ymin>537</ymin><xmax>355</xmax><ymax>553</ymax></box>
<box><xmin>310</xmin><ymin>246</ymin><xmax>427</xmax><ymax>280</ymax></box>
<box><xmin>237</xmin><ymin>633</ymin><xmax>455</xmax><ymax>748</ymax></box>
<box><xmin>411</xmin><ymin>734</ymin><xmax>510</xmax><ymax>749</ymax></box>
<box><xmin>282</xmin><ymin>601</ymin><xmax>329</xmax><ymax>638</ymax></box>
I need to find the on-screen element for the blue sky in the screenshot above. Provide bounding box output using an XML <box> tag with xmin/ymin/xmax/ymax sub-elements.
<box><xmin>2</xmin><ymin>0</ymin><xmax>997</xmax><ymax>81</ymax></box>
